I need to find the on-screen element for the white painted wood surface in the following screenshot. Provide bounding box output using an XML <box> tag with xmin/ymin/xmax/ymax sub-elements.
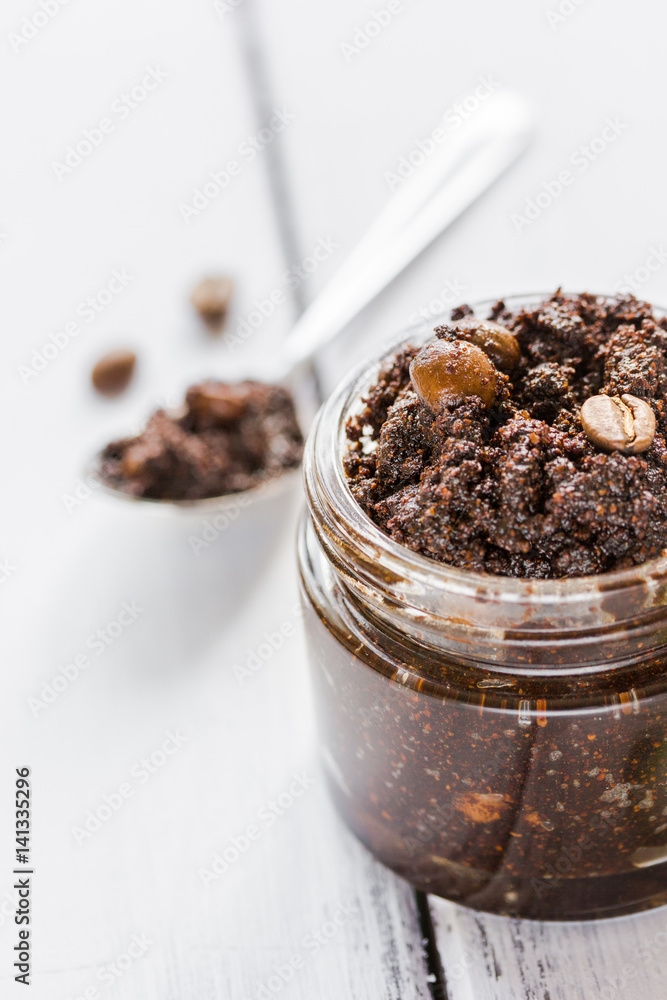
<box><xmin>431</xmin><ymin>899</ymin><xmax>667</xmax><ymax>1000</ymax></box>
<box><xmin>2</xmin><ymin>0</ymin><xmax>667</xmax><ymax>998</ymax></box>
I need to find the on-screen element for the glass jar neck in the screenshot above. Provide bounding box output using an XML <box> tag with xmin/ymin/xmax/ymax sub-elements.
<box><xmin>303</xmin><ymin>316</ymin><xmax>667</xmax><ymax>677</ymax></box>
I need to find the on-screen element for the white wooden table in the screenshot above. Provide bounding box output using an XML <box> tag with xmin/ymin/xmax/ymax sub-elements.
<box><xmin>2</xmin><ymin>0</ymin><xmax>667</xmax><ymax>996</ymax></box>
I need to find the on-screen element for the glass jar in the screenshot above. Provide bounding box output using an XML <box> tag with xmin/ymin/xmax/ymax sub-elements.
<box><xmin>298</xmin><ymin>299</ymin><xmax>667</xmax><ymax>921</ymax></box>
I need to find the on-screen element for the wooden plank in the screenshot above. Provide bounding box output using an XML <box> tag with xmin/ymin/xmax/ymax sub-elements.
<box><xmin>1</xmin><ymin>1</ymin><xmax>433</xmax><ymax>997</ymax></box>
<box><xmin>252</xmin><ymin>1</ymin><xmax>667</xmax><ymax>997</ymax></box>
<box><xmin>6</xmin><ymin>0</ymin><xmax>667</xmax><ymax>997</ymax></box>
<box><xmin>430</xmin><ymin>897</ymin><xmax>667</xmax><ymax>1000</ymax></box>
<box><xmin>3</xmin><ymin>496</ymin><xmax>432</xmax><ymax>1000</ymax></box>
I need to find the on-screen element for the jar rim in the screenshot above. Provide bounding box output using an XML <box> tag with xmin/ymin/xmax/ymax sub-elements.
<box><xmin>305</xmin><ymin>291</ymin><xmax>667</xmax><ymax>613</ymax></box>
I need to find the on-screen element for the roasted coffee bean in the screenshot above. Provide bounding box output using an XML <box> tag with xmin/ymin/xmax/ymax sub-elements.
<box><xmin>410</xmin><ymin>339</ymin><xmax>499</xmax><ymax>412</ymax></box>
<box><xmin>580</xmin><ymin>393</ymin><xmax>656</xmax><ymax>454</ymax></box>
<box><xmin>91</xmin><ymin>349</ymin><xmax>136</xmax><ymax>396</ymax></box>
<box><xmin>121</xmin><ymin>441</ymin><xmax>153</xmax><ymax>477</ymax></box>
<box><xmin>185</xmin><ymin>381</ymin><xmax>250</xmax><ymax>425</ymax></box>
<box><xmin>444</xmin><ymin>317</ymin><xmax>520</xmax><ymax>372</ymax></box>
<box><xmin>191</xmin><ymin>276</ymin><xmax>234</xmax><ymax>327</ymax></box>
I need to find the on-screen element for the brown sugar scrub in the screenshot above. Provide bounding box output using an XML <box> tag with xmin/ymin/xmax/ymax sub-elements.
<box><xmin>298</xmin><ymin>291</ymin><xmax>667</xmax><ymax>920</ymax></box>
<box><xmin>344</xmin><ymin>291</ymin><xmax>667</xmax><ymax>578</ymax></box>
<box><xmin>99</xmin><ymin>380</ymin><xmax>303</xmax><ymax>500</ymax></box>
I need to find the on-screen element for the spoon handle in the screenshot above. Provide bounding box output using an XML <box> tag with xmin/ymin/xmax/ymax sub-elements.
<box><xmin>282</xmin><ymin>90</ymin><xmax>535</xmax><ymax>372</ymax></box>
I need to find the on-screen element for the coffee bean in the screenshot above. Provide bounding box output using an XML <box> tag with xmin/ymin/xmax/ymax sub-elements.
<box><xmin>580</xmin><ymin>393</ymin><xmax>656</xmax><ymax>453</ymax></box>
<box><xmin>191</xmin><ymin>276</ymin><xmax>234</xmax><ymax>328</ymax></box>
<box><xmin>444</xmin><ymin>317</ymin><xmax>520</xmax><ymax>372</ymax></box>
<box><xmin>185</xmin><ymin>381</ymin><xmax>250</xmax><ymax>425</ymax></box>
<box><xmin>410</xmin><ymin>339</ymin><xmax>499</xmax><ymax>412</ymax></box>
<box><xmin>91</xmin><ymin>349</ymin><xmax>136</xmax><ymax>396</ymax></box>
<box><xmin>122</xmin><ymin>441</ymin><xmax>154</xmax><ymax>477</ymax></box>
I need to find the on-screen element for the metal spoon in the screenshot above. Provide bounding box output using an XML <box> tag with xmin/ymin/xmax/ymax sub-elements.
<box><xmin>93</xmin><ymin>90</ymin><xmax>535</xmax><ymax>511</ymax></box>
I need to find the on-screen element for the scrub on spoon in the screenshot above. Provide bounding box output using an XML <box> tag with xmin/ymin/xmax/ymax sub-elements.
<box><xmin>93</xmin><ymin>91</ymin><xmax>535</xmax><ymax>508</ymax></box>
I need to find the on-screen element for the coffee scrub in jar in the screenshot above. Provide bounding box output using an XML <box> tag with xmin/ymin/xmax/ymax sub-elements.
<box><xmin>298</xmin><ymin>291</ymin><xmax>667</xmax><ymax>920</ymax></box>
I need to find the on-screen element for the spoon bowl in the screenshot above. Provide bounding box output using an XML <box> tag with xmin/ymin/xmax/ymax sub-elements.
<box><xmin>89</xmin><ymin>450</ymin><xmax>302</xmax><ymax>516</ymax></box>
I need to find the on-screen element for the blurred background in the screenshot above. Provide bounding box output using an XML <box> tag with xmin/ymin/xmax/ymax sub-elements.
<box><xmin>2</xmin><ymin>1</ymin><xmax>667</xmax><ymax>997</ymax></box>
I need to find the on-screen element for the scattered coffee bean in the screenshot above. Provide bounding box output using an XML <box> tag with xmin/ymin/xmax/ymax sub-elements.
<box><xmin>440</xmin><ymin>317</ymin><xmax>520</xmax><ymax>372</ymax></box>
<box><xmin>580</xmin><ymin>393</ymin><xmax>656</xmax><ymax>454</ymax></box>
<box><xmin>91</xmin><ymin>349</ymin><xmax>136</xmax><ymax>396</ymax></box>
<box><xmin>410</xmin><ymin>339</ymin><xmax>499</xmax><ymax>412</ymax></box>
<box><xmin>191</xmin><ymin>276</ymin><xmax>234</xmax><ymax>328</ymax></box>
